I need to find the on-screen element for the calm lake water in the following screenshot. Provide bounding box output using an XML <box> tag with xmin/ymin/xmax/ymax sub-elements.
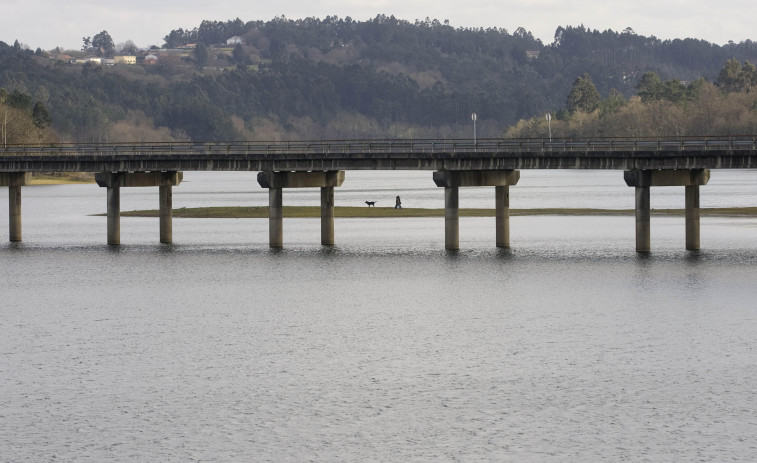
<box><xmin>2</xmin><ymin>170</ymin><xmax>757</xmax><ymax>461</ymax></box>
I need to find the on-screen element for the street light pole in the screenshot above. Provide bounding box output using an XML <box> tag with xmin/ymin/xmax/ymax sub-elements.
<box><xmin>471</xmin><ymin>112</ymin><xmax>477</xmax><ymax>148</ymax></box>
<box><xmin>546</xmin><ymin>113</ymin><xmax>552</xmax><ymax>141</ymax></box>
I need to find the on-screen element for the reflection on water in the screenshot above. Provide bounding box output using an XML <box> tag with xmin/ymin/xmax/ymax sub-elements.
<box><xmin>1</xmin><ymin>171</ymin><xmax>757</xmax><ymax>461</ymax></box>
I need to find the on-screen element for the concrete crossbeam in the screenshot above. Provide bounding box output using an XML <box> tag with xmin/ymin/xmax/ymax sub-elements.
<box><xmin>257</xmin><ymin>170</ymin><xmax>345</xmax><ymax>189</ymax></box>
<box><xmin>433</xmin><ymin>170</ymin><xmax>520</xmax><ymax>188</ymax></box>
<box><xmin>624</xmin><ymin>169</ymin><xmax>710</xmax><ymax>187</ymax></box>
<box><xmin>0</xmin><ymin>172</ymin><xmax>32</xmax><ymax>186</ymax></box>
<box><xmin>95</xmin><ymin>171</ymin><xmax>183</xmax><ymax>188</ymax></box>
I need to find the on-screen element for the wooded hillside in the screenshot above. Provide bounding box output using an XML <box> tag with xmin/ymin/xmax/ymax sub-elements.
<box><xmin>2</xmin><ymin>17</ymin><xmax>757</xmax><ymax>143</ymax></box>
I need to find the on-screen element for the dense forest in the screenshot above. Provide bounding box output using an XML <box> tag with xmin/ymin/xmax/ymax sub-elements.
<box><xmin>2</xmin><ymin>16</ymin><xmax>757</xmax><ymax>143</ymax></box>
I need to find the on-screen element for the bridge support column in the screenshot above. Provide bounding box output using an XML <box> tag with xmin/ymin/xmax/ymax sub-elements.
<box><xmin>1</xmin><ymin>173</ymin><xmax>30</xmax><ymax>242</ymax></box>
<box><xmin>107</xmin><ymin>186</ymin><xmax>121</xmax><ymax>245</ymax></box>
<box><xmin>444</xmin><ymin>186</ymin><xmax>460</xmax><ymax>250</ymax></box>
<box><xmin>159</xmin><ymin>185</ymin><xmax>173</xmax><ymax>244</ymax></box>
<box><xmin>685</xmin><ymin>185</ymin><xmax>701</xmax><ymax>250</ymax></box>
<box><xmin>635</xmin><ymin>186</ymin><xmax>651</xmax><ymax>253</ymax></box>
<box><xmin>321</xmin><ymin>186</ymin><xmax>335</xmax><ymax>246</ymax></box>
<box><xmin>2</xmin><ymin>173</ymin><xmax>30</xmax><ymax>242</ymax></box>
<box><xmin>625</xmin><ymin>169</ymin><xmax>710</xmax><ymax>253</ymax></box>
<box><xmin>257</xmin><ymin>171</ymin><xmax>345</xmax><ymax>247</ymax></box>
<box><xmin>96</xmin><ymin>171</ymin><xmax>183</xmax><ymax>245</ymax></box>
<box><xmin>433</xmin><ymin>170</ymin><xmax>520</xmax><ymax>250</ymax></box>
<box><xmin>9</xmin><ymin>185</ymin><xmax>22</xmax><ymax>242</ymax></box>
<box><xmin>495</xmin><ymin>185</ymin><xmax>511</xmax><ymax>248</ymax></box>
<box><xmin>269</xmin><ymin>187</ymin><xmax>283</xmax><ymax>247</ymax></box>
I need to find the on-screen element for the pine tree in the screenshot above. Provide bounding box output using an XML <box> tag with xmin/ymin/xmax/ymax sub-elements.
<box><xmin>566</xmin><ymin>73</ymin><xmax>601</xmax><ymax>113</ymax></box>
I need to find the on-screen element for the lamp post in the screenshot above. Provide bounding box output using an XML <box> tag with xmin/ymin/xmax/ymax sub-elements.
<box><xmin>471</xmin><ymin>112</ymin><xmax>477</xmax><ymax>149</ymax></box>
<box><xmin>546</xmin><ymin>113</ymin><xmax>552</xmax><ymax>141</ymax></box>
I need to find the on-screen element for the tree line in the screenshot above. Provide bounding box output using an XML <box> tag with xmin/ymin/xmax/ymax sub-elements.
<box><xmin>1</xmin><ymin>87</ymin><xmax>52</xmax><ymax>145</ymax></box>
<box><xmin>2</xmin><ymin>17</ymin><xmax>757</xmax><ymax>144</ymax></box>
<box><xmin>505</xmin><ymin>58</ymin><xmax>757</xmax><ymax>138</ymax></box>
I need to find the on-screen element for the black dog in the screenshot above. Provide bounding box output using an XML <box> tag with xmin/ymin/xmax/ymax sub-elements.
<box><xmin>365</xmin><ymin>201</ymin><xmax>377</xmax><ymax>207</ymax></box>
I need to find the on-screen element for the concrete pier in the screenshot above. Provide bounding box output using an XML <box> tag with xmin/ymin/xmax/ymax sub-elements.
<box><xmin>321</xmin><ymin>186</ymin><xmax>335</xmax><ymax>246</ymax></box>
<box><xmin>9</xmin><ymin>185</ymin><xmax>21</xmax><ymax>242</ymax></box>
<box><xmin>635</xmin><ymin>186</ymin><xmax>651</xmax><ymax>253</ymax></box>
<box><xmin>257</xmin><ymin>171</ymin><xmax>345</xmax><ymax>247</ymax></box>
<box><xmin>495</xmin><ymin>185</ymin><xmax>511</xmax><ymax>248</ymax></box>
<box><xmin>433</xmin><ymin>170</ymin><xmax>520</xmax><ymax>250</ymax></box>
<box><xmin>96</xmin><ymin>171</ymin><xmax>182</xmax><ymax>245</ymax></box>
<box><xmin>269</xmin><ymin>187</ymin><xmax>283</xmax><ymax>247</ymax></box>
<box><xmin>444</xmin><ymin>186</ymin><xmax>460</xmax><ymax>250</ymax></box>
<box><xmin>624</xmin><ymin>169</ymin><xmax>710</xmax><ymax>252</ymax></box>
<box><xmin>685</xmin><ymin>185</ymin><xmax>700</xmax><ymax>251</ymax></box>
<box><xmin>1</xmin><ymin>173</ymin><xmax>31</xmax><ymax>242</ymax></box>
<box><xmin>159</xmin><ymin>185</ymin><xmax>173</xmax><ymax>244</ymax></box>
<box><xmin>107</xmin><ymin>186</ymin><xmax>121</xmax><ymax>245</ymax></box>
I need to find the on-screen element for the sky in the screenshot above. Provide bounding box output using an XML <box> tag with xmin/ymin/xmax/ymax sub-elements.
<box><xmin>2</xmin><ymin>0</ymin><xmax>756</xmax><ymax>51</ymax></box>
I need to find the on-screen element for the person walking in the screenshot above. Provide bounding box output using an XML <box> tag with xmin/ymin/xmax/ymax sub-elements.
<box><xmin>395</xmin><ymin>195</ymin><xmax>402</xmax><ymax>209</ymax></box>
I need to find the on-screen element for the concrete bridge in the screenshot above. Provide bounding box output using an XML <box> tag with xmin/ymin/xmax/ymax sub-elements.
<box><xmin>2</xmin><ymin>137</ymin><xmax>757</xmax><ymax>252</ymax></box>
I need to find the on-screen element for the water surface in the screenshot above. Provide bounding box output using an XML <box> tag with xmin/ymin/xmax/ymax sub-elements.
<box><xmin>2</xmin><ymin>171</ymin><xmax>756</xmax><ymax>461</ymax></box>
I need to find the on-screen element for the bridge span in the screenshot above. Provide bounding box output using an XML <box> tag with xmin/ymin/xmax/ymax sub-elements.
<box><xmin>2</xmin><ymin>137</ymin><xmax>757</xmax><ymax>252</ymax></box>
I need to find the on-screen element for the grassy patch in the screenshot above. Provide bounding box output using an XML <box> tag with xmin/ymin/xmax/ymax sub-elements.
<box><xmin>112</xmin><ymin>206</ymin><xmax>757</xmax><ymax>218</ymax></box>
<box><xmin>30</xmin><ymin>173</ymin><xmax>95</xmax><ymax>185</ymax></box>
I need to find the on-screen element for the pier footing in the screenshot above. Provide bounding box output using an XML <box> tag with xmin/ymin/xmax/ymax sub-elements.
<box><xmin>433</xmin><ymin>170</ymin><xmax>520</xmax><ymax>250</ymax></box>
<box><xmin>257</xmin><ymin>171</ymin><xmax>345</xmax><ymax>247</ymax></box>
<box><xmin>624</xmin><ymin>169</ymin><xmax>710</xmax><ymax>252</ymax></box>
<box><xmin>95</xmin><ymin>171</ymin><xmax>183</xmax><ymax>245</ymax></box>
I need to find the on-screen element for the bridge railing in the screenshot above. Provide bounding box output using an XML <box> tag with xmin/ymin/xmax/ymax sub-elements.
<box><xmin>2</xmin><ymin>136</ymin><xmax>757</xmax><ymax>157</ymax></box>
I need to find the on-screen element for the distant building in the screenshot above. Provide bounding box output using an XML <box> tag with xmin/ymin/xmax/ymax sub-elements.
<box><xmin>526</xmin><ymin>50</ymin><xmax>540</xmax><ymax>60</ymax></box>
<box><xmin>114</xmin><ymin>55</ymin><xmax>137</xmax><ymax>65</ymax></box>
<box><xmin>86</xmin><ymin>57</ymin><xmax>102</xmax><ymax>64</ymax></box>
<box><xmin>143</xmin><ymin>54</ymin><xmax>159</xmax><ymax>65</ymax></box>
<box><xmin>226</xmin><ymin>36</ymin><xmax>244</xmax><ymax>45</ymax></box>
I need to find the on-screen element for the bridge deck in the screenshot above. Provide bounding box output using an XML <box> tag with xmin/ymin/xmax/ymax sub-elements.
<box><xmin>1</xmin><ymin>137</ymin><xmax>757</xmax><ymax>172</ymax></box>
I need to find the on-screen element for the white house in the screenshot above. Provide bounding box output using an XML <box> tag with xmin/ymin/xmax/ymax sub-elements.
<box><xmin>114</xmin><ymin>55</ymin><xmax>137</xmax><ymax>65</ymax></box>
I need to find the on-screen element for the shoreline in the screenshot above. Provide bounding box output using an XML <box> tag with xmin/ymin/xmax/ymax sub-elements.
<box><xmin>107</xmin><ymin>206</ymin><xmax>757</xmax><ymax>218</ymax></box>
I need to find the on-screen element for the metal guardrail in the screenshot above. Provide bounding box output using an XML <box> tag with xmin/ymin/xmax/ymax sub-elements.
<box><xmin>1</xmin><ymin>137</ymin><xmax>757</xmax><ymax>157</ymax></box>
